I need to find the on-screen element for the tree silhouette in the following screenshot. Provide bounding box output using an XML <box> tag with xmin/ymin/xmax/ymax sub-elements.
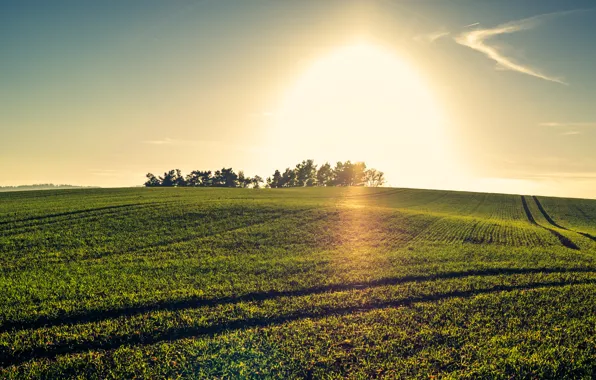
<box><xmin>280</xmin><ymin>168</ymin><xmax>297</xmax><ymax>188</ymax></box>
<box><xmin>268</xmin><ymin>170</ymin><xmax>283</xmax><ymax>188</ymax></box>
<box><xmin>295</xmin><ymin>159</ymin><xmax>317</xmax><ymax>187</ymax></box>
<box><xmin>186</xmin><ymin>170</ymin><xmax>212</xmax><ymax>187</ymax></box>
<box><xmin>159</xmin><ymin>170</ymin><xmax>177</xmax><ymax>187</ymax></box>
<box><xmin>332</xmin><ymin>161</ymin><xmax>367</xmax><ymax>186</ymax></box>
<box><xmin>211</xmin><ymin>168</ymin><xmax>238</xmax><ymax>187</ymax></box>
<box><xmin>238</xmin><ymin>171</ymin><xmax>252</xmax><ymax>188</ymax></box>
<box><xmin>316</xmin><ymin>163</ymin><xmax>333</xmax><ymax>186</ymax></box>
<box><xmin>143</xmin><ymin>160</ymin><xmax>384</xmax><ymax>188</ymax></box>
<box><xmin>364</xmin><ymin>169</ymin><xmax>385</xmax><ymax>187</ymax></box>
<box><xmin>144</xmin><ymin>173</ymin><xmax>161</xmax><ymax>187</ymax></box>
<box><xmin>174</xmin><ymin>169</ymin><xmax>186</xmax><ymax>187</ymax></box>
<box><xmin>251</xmin><ymin>175</ymin><xmax>263</xmax><ymax>189</ymax></box>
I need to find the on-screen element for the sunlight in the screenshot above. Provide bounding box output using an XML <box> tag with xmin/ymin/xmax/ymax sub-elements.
<box><xmin>269</xmin><ymin>42</ymin><xmax>454</xmax><ymax>188</ymax></box>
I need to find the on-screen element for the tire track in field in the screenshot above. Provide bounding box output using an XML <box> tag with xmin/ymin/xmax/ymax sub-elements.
<box><xmin>521</xmin><ymin>196</ymin><xmax>579</xmax><ymax>250</ymax></box>
<box><xmin>521</xmin><ymin>196</ymin><xmax>536</xmax><ymax>224</ymax></box>
<box><xmin>532</xmin><ymin>196</ymin><xmax>567</xmax><ymax>229</ymax></box>
<box><xmin>0</xmin><ymin>203</ymin><xmax>170</xmax><ymax>237</ymax></box>
<box><xmin>2</xmin><ymin>266</ymin><xmax>594</xmax><ymax>335</ymax></box>
<box><xmin>0</xmin><ymin>202</ymin><xmax>166</xmax><ymax>230</ymax></box>
<box><xmin>533</xmin><ymin>196</ymin><xmax>596</xmax><ymax>243</ymax></box>
<box><xmin>2</xmin><ymin>275</ymin><xmax>596</xmax><ymax>368</ymax></box>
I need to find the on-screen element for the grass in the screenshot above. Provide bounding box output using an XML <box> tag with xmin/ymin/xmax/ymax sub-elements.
<box><xmin>1</xmin><ymin>186</ymin><xmax>596</xmax><ymax>378</ymax></box>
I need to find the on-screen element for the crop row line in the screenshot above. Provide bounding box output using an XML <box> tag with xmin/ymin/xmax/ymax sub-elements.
<box><xmin>532</xmin><ymin>196</ymin><xmax>596</xmax><ymax>243</ymax></box>
<box><xmin>521</xmin><ymin>196</ymin><xmax>580</xmax><ymax>250</ymax></box>
<box><xmin>0</xmin><ymin>202</ymin><xmax>169</xmax><ymax>231</ymax></box>
<box><xmin>2</xmin><ymin>276</ymin><xmax>595</xmax><ymax>368</ymax></box>
<box><xmin>0</xmin><ymin>203</ymin><xmax>177</xmax><ymax>237</ymax></box>
<box><xmin>2</xmin><ymin>266</ymin><xmax>594</xmax><ymax>335</ymax></box>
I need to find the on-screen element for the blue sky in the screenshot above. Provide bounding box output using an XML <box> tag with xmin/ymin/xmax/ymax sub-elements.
<box><xmin>1</xmin><ymin>1</ymin><xmax>595</xmax><ymax>197</ymax></box>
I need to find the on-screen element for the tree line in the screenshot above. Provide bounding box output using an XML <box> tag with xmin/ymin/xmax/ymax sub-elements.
<box><xmin>144</xmin><ymin>160</ymin><xmax>384</xmax><ymax>188</ymax></box>
<box><xmin>145</xmin><ymin>169</ymin><xmax>263</xmax><ymax>188</ymax></box>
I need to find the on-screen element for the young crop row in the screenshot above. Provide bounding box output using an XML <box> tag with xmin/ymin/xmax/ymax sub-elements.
<box><xmin>2</xmin><ymin>272</ymin><xmax>596</xmax><ymax>377</ymax></box>
<box><xmin>2</xmin><ymin>187</ymin><xmax>596</xmax><ymax>378</ymax></box>
<box><xmin>535</xmin><ymin>196</ymin><xmax>596</xmax><ymax>236</ymax></box>
<box><xmin>410</xmin><ymin>215</ymin><xmax>557</xmax><ymax>247</ymax></box>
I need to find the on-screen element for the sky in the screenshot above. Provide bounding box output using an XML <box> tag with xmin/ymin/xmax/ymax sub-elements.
<box><xmin>1</xmin><ymin>0</ymin><xmax>596</xmax><ymax>198</ymax></box>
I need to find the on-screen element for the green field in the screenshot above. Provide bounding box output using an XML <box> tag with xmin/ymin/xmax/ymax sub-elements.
<box><xmin>1</xmin><ymin>187</ymin><xmax>596</xmax><ymax>378</ymax></box>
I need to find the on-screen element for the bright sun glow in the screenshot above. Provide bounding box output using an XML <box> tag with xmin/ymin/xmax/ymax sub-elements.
<box><xmin>269</xmin><ymin>43</ymin><xmax>455</xmax><ymax>188</ymax></box>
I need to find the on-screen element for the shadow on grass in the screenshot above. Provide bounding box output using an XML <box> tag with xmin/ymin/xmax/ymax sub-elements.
<box><xmin>521</xmin><ymin>196</ymin><xmax>580</xmax><ymax>250</ymax></box>
<box><xmin>533</xmin><ymin>196</ymin><xmax>596</xmax><ymax>243</ymax></box>
<box><xmin>2</xmin><ymin>276</ymin><xmax>596</xmax><ymax>368</ymax></box>
<box><xmin>2</xmin><ymin>267</ymin><xmax>595</xmax><ymax>335</ymax></box>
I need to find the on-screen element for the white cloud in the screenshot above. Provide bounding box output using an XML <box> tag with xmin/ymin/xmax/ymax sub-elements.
<box><xmin>455</xmin><ymin>12</ymin><xmax>573</xmax><ymax>85</ymax></box>
<box><xmin>524</xmin><ymin>171</ymin><xmax>596</xmax><ymax>180</ymax></box>
<box><xmin>142</xmin><ymin>137</ymin><xmax>178</xmax><ymax>145</ymax></box>
<box><xmin>414</xmin><ymin>30</ymin><xmax>450</xmax><ymax>43</ymax></box>
<box><xmin>561</xmin><ymin>131</ymin><xmax>581</xmax><ymax>136</ymax></box>
<box><xmin>464</xmin><ymin>22</ymin><xmax>480</xmax><ymax>28</ymax></box>
<box><xmin>140</xmin><ymin>138</ymin><xmax>260</xmax><ymax>155</ymax></box>
<box><xmin>539</xmin><ymin>122</ymin><xmax>596</xmax><ymax>128</ymax></box>
<box><xmin>142</xmin><ymin>137</ymin><xmax>208</xmax><ymax>146</ymax></box>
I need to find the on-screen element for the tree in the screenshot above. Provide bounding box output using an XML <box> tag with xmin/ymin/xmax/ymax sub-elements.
<box><xmin>332</xmin><ymin>161</ymin><xmax>348</xmax><ymax>186</ymax></box>
<box><xmin>316</xmin><ymin>162</ymin><xmax>333</xmax><ymax>186</ymax></box>
<box><xmin>198</xmin><ymin>171</ymin><xmax>212</xmax><ymax>187</ymax></box>
<box><xmin>159</xmin><ymin>170</ymin><xmax>177</xmax><ymax>187</ymax></box>
<box><xmin>280</xmin><ymin>168</ymin><xmax>297</xmax><ymax>187</ymax></box>
<box><xmin>364</xmin><ymin>169</ymin><xmax>385</xmax><ymax>187</ymax></box>
<box><xmin>251</xmin><ymin>175</ymin><xmax>263</xmax><ymax>189</ymax></box>
<box><xmin>212</xmin><ymin>168</ymin><xmax>238</xmax><ymax>187</ymax></box>
<box><xmin>333</xmin><ymin>161</ymin><xmax>367</xmax><ymax>186</ymax></box>
<box><xmin>174</xmin><ymin>169</ymin><xmax>186</xmax><ymax>187</ymax></box>
<box><xmin>352</xmin><ymin>162</ymin><xmax>367</xmax><ymax>186</ymax></box>
<box><xmin>295</xmin><ymin>159</ymin><xmax>317</xmax><ymax>187</ymax></box>
<box><xmin>186</xmin><ymin>170</ymin><xmax>212</xmax><ymax>186</ymax></box>
<box><xmin>144</xmin><ymin>173</ymin><xmax>161</xmax><ymax>187</ymax></box>
<box><xmin>268</xmin><ymin>170</ymin><xmax>283</xmax><ymax>188</ymax></box>
<box><xmin>238</xmin><ymin>171</ymin><xmax>252</xmax><ymax>188</ymax></box>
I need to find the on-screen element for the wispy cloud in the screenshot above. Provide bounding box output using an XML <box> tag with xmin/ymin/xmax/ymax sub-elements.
<box><xmin>524</xmin><ymin>171</ymin><xmax>596</xmax><ymax>180</ymax></box>
<box><xmin>142</xmin><ymin>137</ymin><xmax>200</xmax><ymax>146</ymax></box>
<box><xmin>143</xmin><ymin>137</ymin><xmax>175</xmax><ymax>145</ymax></box>
<box><xmin>414</xmin><ymin>30</ymin><xmax>450</xmax><ymax>43</ymax></box>
<box><xmin>464</xmin><ymin>22</ymin><xmax>480</xmax><ymax>28</ymax></box>
<box><xmin>455</xmin><ymin>11</ymin><xmax>575</xmax><ymax>85</ymax></box>
<box><xmin>539</xmin><ymin>122</ymin><xmax>596</xmax><ymax>128</ymax></box>
<box><xmin>141</xmin><ymin>138</ymin><xmax>262</xmax><ymax>155</ymax></box>
<box><xmin>90</xmin><ymin>169</ymin><xmax>120</xmax><ymax>177</ymax></box>
<box><xmin>561</xmin><ymin>131</ymin><xmax>581</xmax><ymax>136</ymax></box>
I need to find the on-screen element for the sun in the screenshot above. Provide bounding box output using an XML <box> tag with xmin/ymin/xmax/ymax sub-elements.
<box><xmin>267</xmin><ymin>42</ymin><xmax>454</xmax><ymax>188</ymax></box>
